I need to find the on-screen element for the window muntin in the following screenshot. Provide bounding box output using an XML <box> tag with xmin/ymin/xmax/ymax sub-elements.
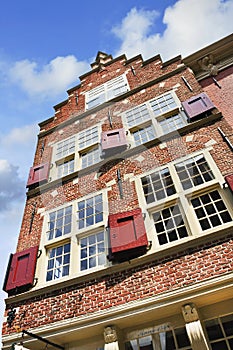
<box><xmin>46</xmin><ymin>243</ymin><xmax>70</xmax><ymax>281</ymax></box>
<box><xmin>204</xmin><ymin>314</ymin><xmax>233</xmax><ymax>350</ymax></box>
<box><xmin>47</xmin><ymin>205</ymin><xmax>72</xmax><ymax>240</ymax></box>
<box><xmin>132</xmin><ymin>124</ymin><xmax>156</xmax><ymax>146</ymax></box>
<box><xmin>78</xmin><ymin>125</ymin><xmax>99</xmax><ymax>150</ymax></box>
<box><xmin>86</xmin><ymin>75</ymin><xmax>129</xmax><ymax>110</ymax></box>
<box><xmin>80</xmin><ymin>231</ymin><xmax>106</xmax><ymax>271</ymax></box>
<box><xmin>81</xmin><ymin>146</ymin><xmax>101</xmax><ymax>169</ymax></box>
<box><xmin>175</xmin><ymin>154</ymin><xmax>215</xmax><ymax>190</ymax></box>
<box><xmin>191</xmin><ymin>190</ymin><xmax>232</xmax><ymax>230</ymax></box>
<box><xmin>56</xmin><ymin>136</ymin><xmax>75</xmax><ymax>160</ymax></box>
<box><xmin>77</xmin><ymin>194</ymin><xmax>103</xmax><ymax>230</ymax></box>
<box><xmin>57</xmin><ymin>158</ymin><xmax>75</xmax><ymax>178</ymax></box>
<box><xmin>152</xmin><ymin>204</ymin><xmax>188</xmax><ymax>245</ymax></box>
<box><xmin>141</xmin><ymin>168</ymin><xmax>176</xmax><ymax>204</ymax></box>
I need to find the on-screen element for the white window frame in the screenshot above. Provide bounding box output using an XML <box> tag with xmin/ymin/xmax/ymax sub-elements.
<box><xmin>49</xmin><ymin>124</ymin><xmax>102</xmax><ymax>181</ymax></box>
<box><xmin>135</xmin><ymin>149</ymin><xmax>233</xmax><ymax>250</ymax></box>
<box><xmin>124</xmin><ymin>90</ymin><xmax>187</xmax><ymax>147</ymax></box>
<box><xmin>85</xmin><ymin>74</ymin><xmax>129</xmax><ymax>110</ymax></box>
<box><xmin>35</xmin><ymin>190</ymin><xmax>109</xmax><ymax>287</ymax></box>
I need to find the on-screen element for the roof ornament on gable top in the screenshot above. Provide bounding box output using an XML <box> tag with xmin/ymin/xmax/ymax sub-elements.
<box><xmin>91</xmin><ymin>51</ymin><xmax>113</xmax><ymax>70</ymax></box>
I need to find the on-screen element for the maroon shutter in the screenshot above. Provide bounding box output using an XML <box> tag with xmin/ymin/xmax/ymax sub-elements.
<box><xmin>182</xmin><ymin>93</ymin><xmax>215</xmax><ymax>121</ymax></box>
<box><xmin>225</xmin><ymin>174</ymin><xmax>233</xmax><ymax>193</ymax></box>
<box><xmin>3</xmin><ymin>246</ymin><xmax>39</xmax><ymax>294</ymax></box>
<box><xmin>109</xmin><ymin>208</ymin><xmax>148</xmax><ymax>255</ymax></box>
<box><xmin>26</xmin><ymin>162</ymin><xmax>50</xmax><ymax>188</ymax></box>
<box><xmin>101</xmin><ymin>128</ymin><xmax>127</xmax><ymax>153</ymax></box>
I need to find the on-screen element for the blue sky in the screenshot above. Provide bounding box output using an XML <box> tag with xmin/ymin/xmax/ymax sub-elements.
<box><xmin>0</xmin><ymin>0</ymin><xmax>232</xmax><ymax>336</ymax></box>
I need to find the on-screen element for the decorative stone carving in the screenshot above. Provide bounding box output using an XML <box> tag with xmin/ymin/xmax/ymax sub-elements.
<box><xmin>104</xmin><ymin>326</ymin><xmax>118</xmax><ymax>344</ymax></box>
<box><xmin>198</xmin><ymin>54</ymin><xmax>218</xmax><ymax>76</ymax></box>
<box><xmin>182</xmin><ymin>303</ymin><xmax>199</xmax><ymax>323</ymax></box>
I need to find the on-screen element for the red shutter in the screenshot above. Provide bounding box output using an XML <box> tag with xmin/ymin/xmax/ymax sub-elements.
<box><xmin>101</xmin><ymin>128</ymin><xmax>127</xmax><ymax>154</ymax></box>
<box><xmin>26</xmin><ymin>162</ymin><xmax>50</xmax><ymax>188</ymax></box>
<box><xmin>3</xmin><ymin>246</ymin><xmax>39</xmax><ymax>295</ymax></box>
<box><xmin>225</xmin><ymin>174</ymin><xmax>233</xmax><ymax>193</ymax></box>
<box><xmin>182</xmin><ymin>93</ymin><xmax>215</xmax><ymax>121</ymax></box>
<box><xmin>109</xmin><ymin>208</ymin><xmax>148</xmax><ymax>256</ymax></box>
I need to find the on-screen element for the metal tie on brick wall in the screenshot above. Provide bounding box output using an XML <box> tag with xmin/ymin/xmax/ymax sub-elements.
<box><xmin>117</xmin><ymin>169</ymin><xmax>123</xmax><ymax>199</ymax></box>
<box><xmin>218</xmin><ymin>127</ymin><xmax>233</xmax><ymax>152</ymax></box>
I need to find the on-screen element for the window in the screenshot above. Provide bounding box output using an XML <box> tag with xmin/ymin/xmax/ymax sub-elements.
<box><xmin>80</xmin><ymin>231</ymin><xmax>106</xmax><ymax>271</ymax></box>
<box><xmin>152</xmin><ymin>204</ymin><xmax>188</xmax><ymax>245</ymax></box>
<box><xmin>86</xmin><ymin>75</ymin><xmax>129</xmax><ymax>110</ymax></box>
<box><xmin>132</xmin><ymin>124</ymin><xmax>156</xmax><ymax>146</ymax></box>
<box><xmin>46</xmin><ymin>243</ymin><xmax>70</xmax><ymax>281</ymax></box>
<box><xmin>81</xmin><ymin>146</ymin><xmax>101</xmax><ymax>168</ymax></box>
<box><xmin>47</xmin><ymin>205</ymin><xmax>72</xmax><ymax>240</ymax></box>
<box><xmin>78</xmin><ymin>126</ymin><xmax>99</xmax><ymax>150</ymax></box>
<box><xmin>125</xmin><ymin>326</ymin><xmax>191</xmax><ymax>350</ymax></box>
<box><xmin>50</xmin><ymin>125</ymin><xmax>102</xmax><ymax>181</ymax></box>
<box><xmin>56</xmin><ymin>136</ymin><xmax>75</xmax><ymax>160</ymax></box>
<box><xmin>204</xmin><ymin>314</ymin><xmax>233</xmax><ymax>350</ymax></box>
<box><xmin>124</xmin><ymin>91</ymin><xmax>187</xmax><ymax>148</ymax></box>
<box><xmin>138</xmin><ymin>151</ymin><xmax>232</xmax><ymax>248</ymax></box>
<box><xmin>42</xmin><ymin>191</ymin><xmax>108</xmax><ymax>283</ymax></box>
<box><xmin>191</xmin><ymin>190</ymin><xmax>232</xmax><ymax>231</ymax></box>
<box><xmin>77</xmin><ymin>194</ymin><xmax>103</xmax><ymax>230</ymax></box>
<box><xmin>57</xmin><ymin>158</ymin><xmax>75</xmax><ymax>178</ymax></box>
<box><xmin>175</xmin><ymin>154</ymin><xmax>214</xmax><ymax>190</ymax></box>
<box><xmin>141</xmin><ymin>168</ymin><xmax>176</xmax><ymax>204</ymax></box>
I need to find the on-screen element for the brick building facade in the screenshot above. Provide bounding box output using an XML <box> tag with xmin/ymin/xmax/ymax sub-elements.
<box><xmin>2</xmin><ymin>34</ymin><xmax>233</xmax><ymax>350</ymax></box>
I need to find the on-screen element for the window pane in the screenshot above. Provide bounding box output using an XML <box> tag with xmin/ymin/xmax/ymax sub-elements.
<box><xmin>47</xmin><ymin>206</ymin><xmax>72</xmax><ymax>240</ymax></box>
<box><xmin>150</xmin><ymin>92</ymin><xmax>178</xmax><ymax>116</ymax></box>
<box><xmin>46</xmin><ymin>243</ymin><xmax>70</xmax><ymax>281</ymax></box>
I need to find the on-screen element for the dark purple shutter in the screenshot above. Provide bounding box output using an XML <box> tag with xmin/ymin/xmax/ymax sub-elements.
<box><xmin>26</xmin><ymin>163</ymin><xmax>50</xmax><ymax>188</ymax></box>
<box><xmin>109</xmin><ymin>208</ymin><xmax>148</xmax><ymax>254</ymax></box>
<box><xmin>3</xmin><ymin>246</ymin><xmax>39</xmax><ymax>294</ymax></box>
<box><xmin>182</xmin><ymin>93</ymin><xmax>215</xmax><ymax>121</ymax></box>
<box><xmin>225</xmin><ymin>174</ymin><xmax>233</xmax><ymax>194</ymax></box>
<box><xmin>101</xmin><ymin>128</ymin><xmax>127</xmax><ymax>153</ymax></box>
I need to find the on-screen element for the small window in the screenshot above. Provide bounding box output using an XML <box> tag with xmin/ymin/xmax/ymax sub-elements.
<box><xmin>191</xmin><ymin>190</ymin><xmax>232</xmax><ymax>230</ymax></box>
<box><xmin>47</xmin><ymin>205</ymin><xmax>72</xmax><ymax>240</ymax></box>
<box><xmin>46</xmin><ymin>243</ymin><xmax>70</xmax><ymax>281</ymax></box>
<box><xmin>78</xmin><ymin>126</ymin><xmax>99</xmax><ymax>150</ymax></box>
<box><xmin>57</xmin><ymin>158</ymin><xmax>75</xmax><ymax>178</ymax></box>
<box><xmin>152</xmin><ymin>204</ymin><xmax>188</xmax><ymax>245</ymax></box>
<box><xmin>141</xmin><ymin>168</ymin><xmax>176</xmax><ymax>204</ymax></box>
<box><xmin>80</xmin><ymin>231</ymin><xmax>106</xmax><ymax>271</ymax></box>
<box><xmin>159</xmin><ymin>113</ymin><xmax>186</xmax><ymax>133</ymax></box>
<box><xmin>56</xmin><ymin>136</ymin><xmax>75</xmax><ymax>160</ymax></box>
<box><xmin>77</xmin><ymin>194</ymin><xmax>103</xmax><ymax>230</ymax></box>
<box><xmin>81</xmin><ymin>146</ymin><xmax>101</xmax><ymax>169</ymax></box>
<box><xmin>125</xmin><ymin>104</ymin><xmax>151</xmax><ymax>128</ymax></box>
<box><xmin>132</xmin><ymin>124</ymin><xmax>156</xmax><ymax>146</ymax></box>
<box><xmin>204</xmin><ymin>314</ymin><xmax>233</xmax><ymax>350</ymax></box>
<box><xmin>150</xmin><ymin>92</ymin><xmax>178</xmax><ymax>116</ymax></box>
<box><xmin>175</xmin><ymin>154</ymin><xmax>214</xmax><ymax>190</ymax></box>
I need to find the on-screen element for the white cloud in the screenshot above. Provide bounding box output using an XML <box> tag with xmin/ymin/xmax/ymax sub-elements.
<box><xmin>112</xmin><ymin>0</ymin><xmax>233</xmax><ymax>61</ymax></box>
<box><xmin>0</xmin><ymin>159</ymin><xmax>25</xmax><ymax>211</ymax></box>
<box><xmin>9</xmin><ymin>55</ymin><xmax>89</xmax><ymax>98</ymax></box>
